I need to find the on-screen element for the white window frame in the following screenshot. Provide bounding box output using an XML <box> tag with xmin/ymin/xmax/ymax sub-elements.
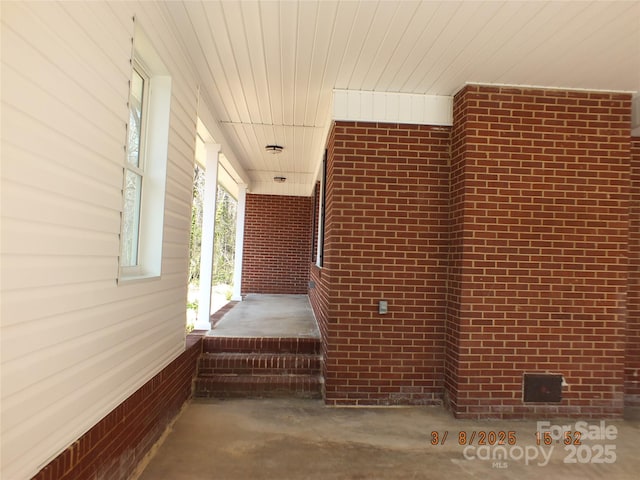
<box><xmin>120</xmin><ymin>63</ymin><xmax>150</xmax><ymax>276</ymax></box>
<box><xmin>118</xmin><ymin>25</ymin><xmax>171</xmax><ymax>283</ymax></box>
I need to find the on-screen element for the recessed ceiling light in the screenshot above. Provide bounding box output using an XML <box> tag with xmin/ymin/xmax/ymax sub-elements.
<box><xmin>265</xmin><ymin>144</ymin><xmax>284</xmax><ymax>154</ymax></box>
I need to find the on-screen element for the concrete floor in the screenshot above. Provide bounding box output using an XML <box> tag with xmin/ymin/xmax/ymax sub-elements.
<box><xmin>138</xmin><ymin>296</ymin><xmax>640</xmax><ymax>479</ymax></box>
<box><xmin>137</xmin><ymin>398</ymin><xmax>640</xmax><ymax>480</ymax></box>
<box><xmin>208</xmin><ymin>294</ymin><xmax>320</xmax><ymax>338</ymax></box>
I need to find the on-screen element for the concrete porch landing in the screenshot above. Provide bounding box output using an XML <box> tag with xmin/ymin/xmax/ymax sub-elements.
<box><xmin>208</xmin><ymin>294</ymin><xmax>320</xmax><ymax>338</ymax></box>
<box><xmin>137</xmin><ymin>399</ymin><xmax>640</xmax><ymax>480</ymax></box>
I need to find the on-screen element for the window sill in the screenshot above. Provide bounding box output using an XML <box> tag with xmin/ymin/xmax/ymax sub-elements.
<box><xmin>117</xmin><ymin>272</ymin><xmax>161</xmax><ymax>285</ymax></box>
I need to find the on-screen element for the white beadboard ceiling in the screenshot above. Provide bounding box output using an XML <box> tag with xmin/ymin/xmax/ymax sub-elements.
<box><xmin>162</xmin><ymin>0</ymin><xmax>640</xmax><ymax>196</ymax></box>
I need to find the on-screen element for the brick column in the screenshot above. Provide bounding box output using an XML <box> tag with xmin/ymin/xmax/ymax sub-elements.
<box><xmin>445</xmin><ymin>85</ymin><xmax>632</xmax><ymax>419</ymax></box>
<box><xmin>627</xmin><ymin>138</ymin><xmax>640</xmax><ymax>405</ymax></box>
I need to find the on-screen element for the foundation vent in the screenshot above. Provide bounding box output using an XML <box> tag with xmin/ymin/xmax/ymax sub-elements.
<box><xmin>523</xmin><ymin>373</ymin><xmax>563</xmax><ymax>403</ymax></box>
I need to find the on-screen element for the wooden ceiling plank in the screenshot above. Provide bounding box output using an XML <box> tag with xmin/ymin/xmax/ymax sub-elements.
<box><xmin>181</xmin><ymin>1</ymin><xmax>240</xmax><ymax>123</ymax></box>
<box><xmin>220</xmin><ymin>1</ymin><xmax>262</xmax><ymax>124</ymax></box>
<box><xmin>333</xmin><ymin>1</ymin><xmax>378</xmax><ymax>89</ymax></box>
<box><xmin>240</xmin><ymin>2</ymin><xmax>273</xmax><ymax>125</ymax></box>
<box><xmin>279</xmin><ymin>1</ymin><xmax>299</xmax><ymax>127</ymax></box>
<box><xmin>203</xmin><ymin>1</ymin><xmax>252</xmax><ymax>123</ymax></box>
<box><xmin>303</xmin><ymin>1</ymin><xmax>338</xmax><ymax>128</ymax></box>
<box><xmin>257</xmin><ymin>1</ymin><xmax>284</xmax><ymax>127</ymax></box>
<box><xmin>357</xmin><ymin>1</ymin><xmax>421</xmax><ymax>92</ymax></box>
<box><xmin>401</xmin><ymin>2</ymin><xmax>483</xmax><ymax>93</ymax></box>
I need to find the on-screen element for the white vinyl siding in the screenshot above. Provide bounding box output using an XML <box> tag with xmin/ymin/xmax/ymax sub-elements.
<box><xmin>0</xmin><ymin>2</ymin><xmax>199</xmax><ymax>479</ymax></box>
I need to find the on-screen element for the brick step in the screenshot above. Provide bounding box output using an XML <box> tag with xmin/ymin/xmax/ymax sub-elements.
<box><xmin>199</xmin><ymin>352</ymin><xmax>321</xmax><ymax>376</ymax></box>
<box><xmin>194</xmin><ymin>374</ymin><xmax>323</xmax><ymax>399</ymax></box>
<box><xmin>202</xmin><ymin>336</ymin><xmax>320</xmax><ymax>355</ymax></box>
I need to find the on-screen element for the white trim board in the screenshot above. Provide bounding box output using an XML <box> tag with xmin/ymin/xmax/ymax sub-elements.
<box><xmin>332</xmin><ymin>89</ymin><xmax>453</xmax><ymax>126</ymax></box>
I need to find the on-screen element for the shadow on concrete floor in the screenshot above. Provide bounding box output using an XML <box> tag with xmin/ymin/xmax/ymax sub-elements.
<box><xmin>137</xmin><ymin>398</ymin><xmax>640</xmax><ymax>480</ymax></box>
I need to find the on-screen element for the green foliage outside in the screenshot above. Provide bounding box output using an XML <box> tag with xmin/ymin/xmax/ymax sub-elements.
<box><xmin>189</xmin><ymin>166</ymin><xmax>205</xmax><ymax>285</ymax></box>
<box><xmin>188</xmin><ymin>165</ymin><xmax>237</xmax><ymax>288</ymax></box>
<box><xmin>213</xmin><ymin>185</ymin><xmax>237</xmax><ymax>284</ymax></box>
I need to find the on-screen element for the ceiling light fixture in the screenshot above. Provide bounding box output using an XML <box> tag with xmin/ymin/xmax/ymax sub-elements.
<box><xmin>273</xmin><ymin>176</ymin><xmax>287</xmax><ymax>183</ymax></box>
<box><xmin>265</xmin><ymin>144</ymin><xmax>284</xmax><ymax>154</ymax></box>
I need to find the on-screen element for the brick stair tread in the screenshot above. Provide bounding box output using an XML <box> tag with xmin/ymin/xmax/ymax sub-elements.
<box><xmin>203</xmin><ymin>336</ymin><xmax>320</xmax><ymax>354</ymax></box>
<box><xmin>194</xmin><ymin>374</ymin><xmax>323</xmax><ymax>399</ymax></box>
<box><xmin>200</xmin><ymin>373</ymin><xmax>323</xmax><ymax>380</ymax></box>
<box><xmin>198</xmin><ymin>352</ymin><xmax>321</xmax><ymax>376</ymax></box>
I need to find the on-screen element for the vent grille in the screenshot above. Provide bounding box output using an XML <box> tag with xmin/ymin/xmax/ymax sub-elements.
<box><xmin>523</xmin><ymin>374</ymin><xmax>563</xmax><ymax>403</ymax></box>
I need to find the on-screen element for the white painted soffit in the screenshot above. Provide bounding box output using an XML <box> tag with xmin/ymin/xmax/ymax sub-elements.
<box><xmin>218</xmin><ymin>164</ymin><xmax>240</xmax><ymax>199</ymax></box>
<box><xmin>196</xmin><ymin>98</ymin><xmax>251</xmax><ymax>187</ymax></box>
<box><xmin>333</xmin><ymin>89</ymin><xmax>453</xmax><ymax>126</ymax></box>
<box><xmin>196</xmin><ymin>114</ymin><xmax>248</xmax><ymax>197</ymax></box>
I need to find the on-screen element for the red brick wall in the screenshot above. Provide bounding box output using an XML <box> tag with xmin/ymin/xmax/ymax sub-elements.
<box><xmin>33</xmin><ymin>337</ymin><xmax>202</xmax><ymax>480</ymax></box>
<box><xmin>308</xmin><ymin>179</ymin><xmax>329</xmax><ymax>384</ymax></box>
<box><xmin>628</xmin><ymin>138</ymin><xmax>640</xmax><ymax>405</ymax></box>
<box><xmin>311</xmin><ymin>182</ymin><xmax>320</xmax><ymax>263</ymax></box>
<box><xmin>309</xmin><ymin>264</ymin><xmax>329</xmax><ymax>389</ymax></box>
<box><xmin>444</xmin><ymin>86</ymin><xmax>471</xmax><ymax>413</ymax></box>
<box><xmin>320</xmin><ymin>121</ymin><xmax>451</xmax><ymax>405</ymax></box>
<box><xmin>446</xmin><ymin>85</ymin><xmax>631</xmax><ymax>418</ymax></box>
<box><xmin>242</xmin><ymin>194</ymin><xmax>313</xmax><ymax>295</ymax></box>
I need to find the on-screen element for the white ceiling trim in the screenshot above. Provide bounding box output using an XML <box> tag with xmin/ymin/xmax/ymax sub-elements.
<box><xmin>333</xmin><ymin>89</ymin><xmax>453</xmax><ymax>126</ymax></box>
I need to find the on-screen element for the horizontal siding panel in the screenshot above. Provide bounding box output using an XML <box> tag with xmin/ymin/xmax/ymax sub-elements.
<box><xmin>1</xmin><ymin>12</ymin><xmax>129</xmax><ymax>129</ymax></box>
<box><xmin>162</xmin><ymin>227</ymin><xmax>191</xmax><ymax>252</ymax></box>
<box><xmin>136</xmin><ymin>1</ymin><xmax>198</xmax><ymax>87</ymax></box>
<box><xmin>162</xmin><ymin>259</ymin><xmax>191</xmax><ymax>280</ymax></box>
<box><xmin>164</xmin><ymin>183</ymin><xmax>193</xmax><ymax>213</ymax></box>
<box><xmin>167</xmin><ymin>152</ymin><xmax>197</xmax><ymax>190</ymax></box>
<box><xmin>2</xmin><ymin>321</ymin><xmax>181</xmax><ymax>429</ymax></box>
<box><xmin>2</xmin><ymin>181</ymin><xmax>121</xmax><ymax>234</ymax></box>
<box><xmin>2</xmin><ymin>281</ymin><xmax>116</xmax><ymax>327</ymax></box>
<box><xmin>1</xmin><ymin>276</ymin><xmax>188</xmax><ymax>329</ymax></box>
<box><xmin>167</xmin><ymin>150</ymin><xmax>197</xmax><ymax>188</ymax></box>
<box><xmin>1</xmin><ymin>288</ymin><xmax>183</xmax><ymax>362</ymax></box>
<box><xmin>4</xmin><ymin>331</ymin><xmax>184</xmax><ymax>479</ymax></box>
<box><xmin>163</xmin><ymin>209</ymin><xmax>192</xmax><ymax>235</ymax></box>
<box><xmin>169</xmin><ymin>93</ymin><xmax>199</xmax><ymax>134</ymax></box>
<box><xmin>1</xmin><ymin>218</ymin><xmax>119</xmax><ymax>257</ymax></box>
<box><xmin>2</xmin><ymin>292</ymin><xmax>185</xmax><ymax>398</ymax></box>
<box><xmin>2</xmin><ymin>143</ymin><xmax>123</xmax><ymax>213</ymax></box>
<box><xmin>2</xmin><ymin>64</ymin><xmax>124</xmax><ymax>162</ymax></box>
<box><xmin>1</xmin><ymin>1</ymin><xmax>200</xmax><ymax>478</ymax></box>
<box><xmin>168</xmin><ymin>112</ymin><xmax>198</xmax><ymax>155</ymax></box>
<box><xmin>2</xmin><ymin>2</ymin><xmax>131</xmax><ymax>80</ymax></box>
<box><xmin>1</xmin><ymin>255</ymin><xmax>117</xmax><ymax>291</ymax></box>
<box><xmin>56</xmin><ymin>1</ymin><xmax>133</xmax><ymax>78</ymax></box>
<box><xmin>2</xmin><ymin>105</ymin><xmax>125</xmax><ymax>184</ymax></box>
<box><xmin>165</xmin><ymin>161</ymin><xmax>194</xmax><ymax>192</ymax></box>
<box><xmin>160</xmin><ymin>257</ymin><xmax>190</xmax><ymax>277</ymax></box>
